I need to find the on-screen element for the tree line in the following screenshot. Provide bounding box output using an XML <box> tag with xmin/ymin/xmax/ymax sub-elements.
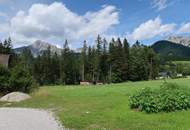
<box><xmin>0</xmin><ymin>38</ymin><xmax>37</xmax><ymax>93</ymax></box>
<box><xmin>0</xmin><ymin>36</ymin><xmax>159</xmax><ymax>85</ymax></box>
<box><xmin>0</xmin><ymin>37</ymin><xmax>12</xmax><ymax>54</ymax></box>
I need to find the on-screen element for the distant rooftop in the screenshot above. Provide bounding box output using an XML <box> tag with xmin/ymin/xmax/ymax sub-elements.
<box><xmin>0</xmin><ymin>54</ymin><xmax>10</xmax><ymax>68</ymax></box>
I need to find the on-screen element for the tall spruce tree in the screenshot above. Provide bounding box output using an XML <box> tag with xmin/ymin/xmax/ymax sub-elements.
<box><xmin>20</xmin><ymin>48</ymin><xmax>34</xmax><ymax>73</ymax></box>
<box><xmin>86</xmin><ymin>46</ymin><xmax>94</xmax><ymax>81</ymax></box>
<box><xmin>122</xmin><ymin>38</ymin><xmax>130</xmax><ymax>81</ymax></box>
<box><xmin>129</xmin><ymin>41</ymin><xmax>149</xmax><ymax>81</ymax></box>
<box><xmin>100</xmin><ymin>38</ymin><xmax>109</xmax><ymax>83</ymax></box>
<box><xmin>33</xmin><ymin>55</ymin><xmax>43</xmax><ymax>84</ymax></box>
<box><xmin>109</xmin><ymin>38</ymin><xmax>125</xmax><ymax>83</ymax></box>
<box><xmin>33</xmin><ymin>46</ymin><xmax>52</xmax><ymax>85</ymax></box>
<box><xmin>108</xmin><ymin>38</ymin><xmax>115</xmax><ymax>83</ymax></box>
<box><xmin>42</xmin><ymin>46</ymin><xmax>53</xmax><ymax>84</ymax></box>
<box><xmin>60</xmin><ymin>40</ymin><xmax>77</xmax><ymax>84</ymax></box>
<box><xmin>80</xmin><ymin>40</ymin><xmax>88</xmax><ymax>81</ymax></box>
<box><xmin>0</xmin><ymin>41</ymin><xmax>3</xmax><ymax>53</ymax></box>
<box><xmin>91</xmin><ymin>46</ymin><xmax>97</xmax><ymax>82</ymax></box>
<box><xmin>51</xmin><ymin>52</ymin><xmax>60</xmax><ymax>84</ymax></box>
<box><xmin>144</xmin><ymin>46</ymin><xmax>159</xmax><ymax>79</ymax></box>
<box><xmin>0</xmin><ymin>37</ymin><xmax>12</xmax><ymax>54</ymax></box>
<box><xmin>95</xmin><ymin>35</ymin><xmax>103</xmax><ymax>81</ymax></box>
<box><xmin>60</xmin><ymin>40</ymin><xmax>69</xmax><ymax>84</ymax></box>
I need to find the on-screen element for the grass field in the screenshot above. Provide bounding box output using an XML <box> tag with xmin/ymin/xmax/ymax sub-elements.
<box><xmin>173</xmin><ymin>61</ymin><xmax>190</xmax><ymax>64</ymax></box>
<box><xmin>1</xmin><ymin>78</ymin><xmax>190</xmax><ymax>130</ymax></box>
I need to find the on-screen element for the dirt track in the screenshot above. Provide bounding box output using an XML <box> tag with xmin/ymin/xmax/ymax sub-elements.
<box><xmin>0</xmin><ymin>108</ymin><xmax>64</xmax><ymax>130</ymax></box>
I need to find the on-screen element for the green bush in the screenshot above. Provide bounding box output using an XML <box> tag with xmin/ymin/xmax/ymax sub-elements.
<box><xmin>9</xmin><ymin>65</ymin><xmax>38</xmax><ymax>93</ymax></box>
<box><xmin>0</xmin><ymin>65</ymin><xmax>38</xmax><ymax>94</ymax></box>
<box><xmin>0</xmin><ymin>65</ymin><xmax>10</xmax><ymax>93</ymax></box>
<box><xmin>129</xmin><ymin>83</ymin><xmax>190</xmax><ymax>113</ymax></box>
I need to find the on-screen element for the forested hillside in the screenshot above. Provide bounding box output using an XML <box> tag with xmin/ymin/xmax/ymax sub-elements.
<box><xmin>152</xmin><ymin>40</ymin><xmax>190</xmax><ymax>61</ymax></box>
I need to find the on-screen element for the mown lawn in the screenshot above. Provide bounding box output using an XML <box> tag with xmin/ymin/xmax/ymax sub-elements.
<box><xmin>1</xmin><ymin>78</ymin><xmax>190</xmax><ymax>130</ymax></box>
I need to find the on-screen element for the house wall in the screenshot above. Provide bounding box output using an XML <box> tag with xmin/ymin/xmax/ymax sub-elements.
<box><xmin>0</xmin><ymin>54</ymin><xmax>10</xmax><ymax>68</ymax></box>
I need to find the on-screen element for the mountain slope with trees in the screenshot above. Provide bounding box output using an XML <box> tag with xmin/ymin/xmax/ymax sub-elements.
<box><xmin>152</xmin><ymin>40</ymin><xmax>190</xmax><ymax>61</ymax></box>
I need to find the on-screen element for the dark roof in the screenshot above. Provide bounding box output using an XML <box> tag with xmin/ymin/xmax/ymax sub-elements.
<box><xmin>159</xmin><ymin>72</ymin><xmax>168</xmax><ymax>76</ymax></box>
<box><xmin>0</xmin><ymin>54</ymin><xmax>10</xmax><ymax>68</ymax></box>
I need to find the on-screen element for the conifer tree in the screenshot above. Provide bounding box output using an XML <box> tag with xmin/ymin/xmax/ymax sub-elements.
<box><xmin>109</xmin><ymin>38</ymin><xmax>125</xmax><ymax>83</ymax></box>
<box><xmin>20</xmin><ymin>48</ymin><xmax>34</xmax><ymax>73</ymax></box>
<box><xmin>95</xmin><ymin>35</ymin><xmax>103</xmax><ymax>81</ymax></box>
<box><xmin>51</xmin><ymin>52</ymin><xmax>60</xmax><ymax>84</ymax></box>
<box><xmin>80</xmin><ymin>40</ymin><xmax>88</xmax><ymax>81</ymax></box>
<box><xmin>0</xmin><ymin>37</ymin><xmax>12</xmax><ymax>54</ymax></box>
<box><xmin>60</xmin><ymin>40</ymin><xmax>69</xmax><ymax>84</ymax></box>
<box><xmin>100</xmin><ymin>38</ymin><xmax>109</xmax><ymax>82</ymax></box>
<box><xmin>60</xmin><ymin>40</ymin><xmax>77</xmax><ymax>84</ymax></box>
<box><xmin>129</xmin><ymin>41</ymin><xmax>149</xmax><ymax>81</ymax></box>
<box><xmin>91</xmin><ymin>46</ymin><xmax>97</xmax><ymax>82</ymax></box>
<box><xmin>108</xmin><ymin>38</ymin><xmax>115</xmax><ymax>83</ymax></box>
<box><xmin>86</xmin><ymin>46</ymin><xmax>94</xmax><ymax>81</ymax></box>
<box><xmin>122</xmin><ymin>38</ymin><xmax>130</xmax><ymax>80</ymax></box>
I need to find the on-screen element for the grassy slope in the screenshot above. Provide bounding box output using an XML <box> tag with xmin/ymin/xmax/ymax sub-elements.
<box><xmin>1</xmin><ymin>78</ymin><xmax>190</xmax><ymax>130</ymax></box>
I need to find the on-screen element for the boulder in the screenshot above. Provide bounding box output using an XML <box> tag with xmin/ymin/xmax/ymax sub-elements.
<box><xmin>0</xmin><ymin>92</ymin><xmax>31</xmax><ymax>102</ymax></box>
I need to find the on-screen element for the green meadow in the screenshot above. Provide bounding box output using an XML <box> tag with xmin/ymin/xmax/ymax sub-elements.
<box><xmin>1</xmin><ymin>78</ymin><xmax>190</xmax><ymax>130</ymax></box>
<box><xmin>173</xmin><ymin>61</ymin><xmax>190</xmax><ymax>64</ymax></box>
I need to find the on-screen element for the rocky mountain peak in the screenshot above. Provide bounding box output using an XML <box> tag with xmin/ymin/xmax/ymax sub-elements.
<box><xmin>14</xmin><ymin>40</ymin><xmax>62</xmax><ymax>56</ymax></box>
<box><xmin>167</xmin><ymin>36</ymin><xmax>190</xmax><ymax>47</ymax></box>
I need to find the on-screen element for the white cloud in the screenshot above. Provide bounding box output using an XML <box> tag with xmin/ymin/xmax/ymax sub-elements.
<box><xmin>0</xmin><ymin>11</ymin><xmax>8</xmax><ymax>18</ymax></box>
<box><xmin>0</xmin><ymin>23</ymin><xmax>10</xmax><ymax>33</ymax></box>
<box><xmin>0</xmin><ymin>2</ymin><xmax>119</xmax><ymax>47</ymax></box>
<box><xmin>152</xmin><ymin>0</ymin><xmax>168</xmax><ymax>11</ymax></box>
<box><xmin>128</xmin><ymin>17</ymin><xmax>176</xmax><ymax>41</ymax></box>
<box><xmin>178</xmin><ymin>22</ymin><xmax>190</xmax><ymax>34</ymax></box>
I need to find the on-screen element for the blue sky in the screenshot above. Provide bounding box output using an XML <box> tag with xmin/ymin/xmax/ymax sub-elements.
<box><xmin>0</xmin><ymin>0</ymin><xmax>190</xmax><ymax>48</ymax></box>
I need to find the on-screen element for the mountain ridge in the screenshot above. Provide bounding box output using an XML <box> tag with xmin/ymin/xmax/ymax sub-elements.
<box><xmin>14</xmin><ymin>36</ymin><xmax>190</xmax><ymax>60</ymax></box>
<box><xmin>14</xmin><ymin>40</ymin><xmax>62</xmax><ymax>56</ymax></box>
<box><xmin>167</xmin><ymin>36</ymin><xmax>190</xmax><ymax>47</ymax></box>
<box><xmin>151</xmin><ymin>40</ymin><xmax>190</xmax><ymax>61</ymax></box>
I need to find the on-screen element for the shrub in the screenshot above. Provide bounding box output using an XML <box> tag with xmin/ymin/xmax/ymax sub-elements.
<box><xmin>129</xmin><ymin>83</ymin><xmax>190</xmax><ymax>113</ymax></box>
<box><xmin>0</xmin><ymin>65</ymin><xmax>10</xmax><ymax>93</ymax></box>
<box><xmin>0</xmin><ymin>64</ymin><xmax>38</xmax><ymax>94</ymax></box>
<box><xmin>9</xmin><ymin>65</ymin><xmax>38</xmax><ymax>93</ymax></box>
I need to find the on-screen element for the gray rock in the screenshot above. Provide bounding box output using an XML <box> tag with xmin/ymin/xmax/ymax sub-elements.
<box><xmin>167</xmin><ymin>36</ymin><xmax>190</xmax><ymax>47</ymax></box>
<box><xmin>0</xmin><ymin>92</ymin><xmax>31</xmax><ymax>102</ymax></box>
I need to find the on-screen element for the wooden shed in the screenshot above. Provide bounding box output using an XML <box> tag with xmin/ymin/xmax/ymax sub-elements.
<box><xmin>0</xmin><ymin>54</ymin><xmax>10</xmax><ymax>68</ymax></box>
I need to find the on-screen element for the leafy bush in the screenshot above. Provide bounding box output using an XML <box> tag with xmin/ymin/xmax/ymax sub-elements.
<box><xmin>0</xmin><ymin>65</ymin><xmax>38</xmax><ymax>94</ymax></box>
<box><xmin>0</xmin><ymin>65</ymin><xmax>10</xmax><ymax>93</ymax></box>
<box><xmin>129</xmin><ymin>83</ymin><xmax>190</xmax><ymax>113</ymax></box>
<box><xmin>9</xmin><ymin>65</ymin><xmax>38</xmax><ymax>93</ymax></box>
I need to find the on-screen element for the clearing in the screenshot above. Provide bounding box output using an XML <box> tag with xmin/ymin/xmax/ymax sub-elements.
<box><xmin>1</xmin><ymin>78</ymin><xmax>190</xmax><ymax>130</ymax></box>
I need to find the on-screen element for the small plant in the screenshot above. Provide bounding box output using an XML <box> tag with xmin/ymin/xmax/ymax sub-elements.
<box><xmin>129</xmin><ymin>83</ymin><xmax>190</xmax><ymax>113</ymax></box>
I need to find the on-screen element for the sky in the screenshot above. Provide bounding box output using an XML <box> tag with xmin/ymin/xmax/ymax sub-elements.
<box><xmin>0</xmin><ymin>0</ymin><xmax>190</xmax><ymax>48</ymax></box>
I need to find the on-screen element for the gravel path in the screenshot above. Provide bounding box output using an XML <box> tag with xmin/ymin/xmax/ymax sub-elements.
<box><xmin>0</xmin><ymin>108</ymin><xmax>65</xmax><ymax>130</ymax></box>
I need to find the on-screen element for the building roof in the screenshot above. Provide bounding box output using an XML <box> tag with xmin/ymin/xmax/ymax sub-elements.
<box><xmin>0</xmin><ymin>54</ymin><xmax>10</xmax><ymax>68</ymax></box>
